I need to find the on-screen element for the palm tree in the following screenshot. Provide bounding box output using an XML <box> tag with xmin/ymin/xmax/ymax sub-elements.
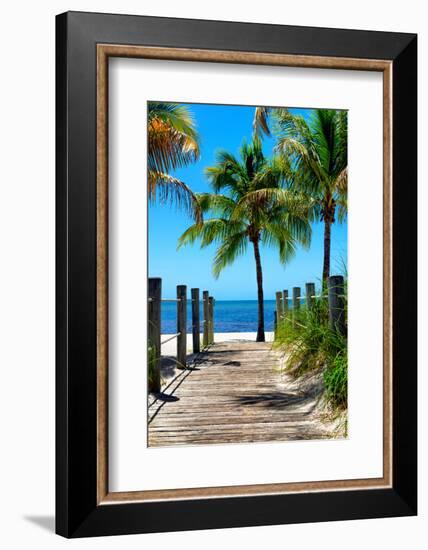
<box><xmin>254</xmin><ymin>107</ymin><xmax>347</xmax><ymax>282</ymax></box>
<box><xmin>148</xmin><ymin>102</ymin><xmax>201</xmax><ymax>218</ymax></box>
<box><xmin>177</xmin><ymin>139</ymin><xmax>311</xmax><ymax>342</ymax></box>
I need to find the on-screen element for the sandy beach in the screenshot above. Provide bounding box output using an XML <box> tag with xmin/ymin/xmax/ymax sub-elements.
<box><xmin>160</xmin><ymin>331</ymin><xmax>274</xmax><ymax>357</ymax></box>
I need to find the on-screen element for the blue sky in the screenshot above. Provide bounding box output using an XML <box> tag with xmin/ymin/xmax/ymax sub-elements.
<box><xmin>148</xmin><ymin>103</ymin><xmax>347</xmax><ymax>300</ymax></box>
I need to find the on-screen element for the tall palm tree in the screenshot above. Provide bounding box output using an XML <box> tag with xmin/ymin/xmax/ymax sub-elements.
<box><xmin>254</xmin><ymin>107</ymin><xmax>347</xmax><ymax>282</ymax></box>
<box><xmin>148</xmin><ymin>102</ymin><xmax>201</xmax><ymax>218</ymax></box>
<box><xmin>177</xmin><ymin>139</ymin><xmax>311</xmax><ymax>342</ymax></box>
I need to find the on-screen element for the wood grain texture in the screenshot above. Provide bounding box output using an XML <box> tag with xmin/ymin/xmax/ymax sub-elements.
<box><xmin>96</xmin><ymin>43</ymin><xmax>393</xmax><ymax>503</ymax></box>
<box><xmin>96</xmin><ymin>45</ymin><xmax>109</xmax><ymax>504</ymax></box>
<box><xmin>382</xmin><ymin>63</ymin><xmax>393</xmax><ymax>487</ymax></box>
<box><xmin>148</xmin><ymin>340</ymin><xmax>334</xmax><ymax>447</ymax></box>
<box><xmin>98</xmin><ymin>44</ymin><xmax>391</xmax><ymax>71</ymax></box>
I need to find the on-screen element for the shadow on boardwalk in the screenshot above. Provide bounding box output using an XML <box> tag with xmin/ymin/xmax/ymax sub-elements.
<box><xmin>148</xmin><ymin>339</ymin><xmax>335</xmax><ymax>447</ymax></box>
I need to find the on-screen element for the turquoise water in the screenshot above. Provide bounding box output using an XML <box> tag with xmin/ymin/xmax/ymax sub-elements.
<box><xmin>160</xmin><ymin>299</ymin><xmax>297</xmax><ymax>333</ymax></box>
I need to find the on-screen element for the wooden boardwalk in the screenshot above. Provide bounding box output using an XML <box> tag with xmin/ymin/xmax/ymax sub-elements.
<box><xmin>148</xmin><ymin>340</ymin><xmax>332</xmax><ymax>447</ymax></box>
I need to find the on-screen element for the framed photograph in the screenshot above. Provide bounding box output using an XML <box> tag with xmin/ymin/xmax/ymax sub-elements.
<box><xmin>56</xmin><ymin>11</ymin><xmax>417</xmax><ymax>538</ymax></box>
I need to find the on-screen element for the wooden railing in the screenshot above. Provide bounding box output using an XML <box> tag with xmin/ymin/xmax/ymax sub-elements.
<box><xmin>274</xmin><ymin>274</ymin><xmax>346</xmax><ymax>335</ymax></box>
<box><xmin>148</xmin><ymin>277</ymin><xmax>214</xmax><ymax>392</ymax></box>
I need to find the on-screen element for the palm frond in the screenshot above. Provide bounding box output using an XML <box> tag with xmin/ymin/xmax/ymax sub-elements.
<box><xmin>231</xmin><ymin>188</ymin><xmax>316</xmax><ymax>237</ymax></box>
<box><xmin>336</xmin><ymin>195</ymin><xmax>348</xmax><ymax>223</ymax></box>
<box><xmin>212</xmin><ymin>231</ymin><xmax>248</xmax><ymax>278</ymax></box>
<box><xmin>334</xmin><ymin>167</ymin><xmax>348</xmax><ymax>194</ymax></box>
<box><xmin>148</xmin><ymin>171</ymin><xmax>202</xmax><ymax>223</ymax></box>
<box><xmin>205</xmin><ymin>143</ymin><xmax>266</xmax><ymax>198</ymax></box>
<box><xmin>148</xmin><ymin>102</ymin><xmax>199</xmax><ymax>145</ymax></box>
<box><xmin>309</xmin><ymin>109</ymin><xmax>335</xmax><ymax>174</ymax></box>
<box><xmin>148</xmin><ymin>119</ymin><xmax>199</xmax><ymax>175</ymax></box>
<box><xmin>150</xmin><ymin>172</ymin><xmax>202</xmax><ymax>222</ymax></box>
<box><xmin>253</xmin><ymin>106</ymin><xmax>272</xmax><ymax>137</ymax></box>
<box><xmin>204</xmin><ymin>150</ymin><xmax>247</xmax><ymax>195</ymax></box>
<box><xmin>195</xmin><ymin>193</ymin><xmax>237</xmax><ymax>216</ymax></box>
<box><xmin>253</xmin><ymin>106</ymin><xmax>292</xmax><ymax>138</ymax></box>
<box><xmin>261</xmin><ymin>222</ymin><xmax>297</xmax><ymax>264</ymax></box>
<box><xmin>252</xmin><ymin>155</ymin><xmax>292</xmax><ymax>189</ymax></box>
<box><xmin>147</xmin><ymin>102</ymin><xmax>200</xmax><ymax>208</ymax></box>
<box><xmin>177</xmin><ymin>218</ymin><xmax>245</xmax><ymax>250</ymax></box>
<box><xmin>274</xmin><ymin>111</ymin><xmax>313</xmax><ymax>146</ymax></box>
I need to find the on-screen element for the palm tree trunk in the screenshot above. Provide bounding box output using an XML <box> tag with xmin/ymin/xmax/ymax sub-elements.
<box><xmin>252</xmin><ymin>238</ymin><xmax>265</xmax><ymax>342</ymax></box>
<box><xmin>322</xmin><ymin>216</ymin><xmax>332</xmax><ymax>284</ymax></box>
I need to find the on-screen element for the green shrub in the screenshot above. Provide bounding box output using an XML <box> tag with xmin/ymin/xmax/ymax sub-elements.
<box><xmin>274</xmin><ymin>287</ymin><xmax>347</xmax><ymax>410</ymax></box>
<box><xmin>323</xmin><ymin>351</ymin><xmax>347</xmax><ymax>408</ymax></box>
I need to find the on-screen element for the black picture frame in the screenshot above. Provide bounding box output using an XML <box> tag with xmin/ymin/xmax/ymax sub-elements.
<box><xmin>56</xmin><ymin>10</ymin><xmax>417</xmax><ymax>538</ymax></box>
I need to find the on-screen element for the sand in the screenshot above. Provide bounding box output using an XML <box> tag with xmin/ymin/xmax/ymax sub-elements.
<box><xmin>160</xmin><ymin>331</ymin><xmax>274</xmax><ymax>357</ymax></box>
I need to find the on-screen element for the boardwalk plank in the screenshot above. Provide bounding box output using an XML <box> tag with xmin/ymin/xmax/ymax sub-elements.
<box><xmin>148</xmin><ymin>340</ymin><xmax>331</xmax><ymax>446</ymax></box>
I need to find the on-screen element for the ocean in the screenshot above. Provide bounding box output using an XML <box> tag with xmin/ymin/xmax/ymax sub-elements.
<box><xmin>160</xmin><ymin>299</ymin><xmax>281</xmax><ymax>333</ymax></box>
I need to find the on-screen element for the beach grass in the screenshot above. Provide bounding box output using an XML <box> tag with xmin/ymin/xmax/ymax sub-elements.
<box><xmin>274</xmin><ymin>293</ymin><xmax>348</xmax><ymax>410</ymax></box>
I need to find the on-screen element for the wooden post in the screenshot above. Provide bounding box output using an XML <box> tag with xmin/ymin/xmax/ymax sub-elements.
<box><xmin>274</xmin><ymin>310</ymin><xmax>277</xmax><ymax>334</ymax></box>
<box><xmin>292</xmin><ymin>286</ymin><xmax>300</xmax><ymax>326</ymax></box>
<box><xmin>283</xmin><ymin>290</ymin><xmax>289</xmax><ymax>317</ymax></box>
<box><xmin>191</xmin><ymin>288</ymin><xmax>200</xmax><ymax>354</ymax></box>
<box><xmin>148</xmin><ymin>277</ymin><xmax>161</xmax><ymax>393</ymax></box>
<box><xmin>292</xmin><ymin>287</ymin><xmax>301</xmax><ymax>310</ymax></box>
<box><xmin>305</xmin><ymin>282</ymin><xmax>316</xmax><ymax>310</ymax></box>
<box><xmin>202</xmin><ymin>290</ymin><xmax>209</xmax><ymax>348</ymax></box>
<box><xmin>208</xmin><ymin>296</ymin><xmax>214</xmax><ymax>344</ymax></box>
<box><xmin>328</xmin><ymin>275</ymin><xmax>346</xmax><ymax>335</ymax></box>
<box><xmin>275</xmin><ymin>291</ymin><xmax>283</xmax><ymax>322</ymax></box>
<box><xmin>177</xmin><ymin>285</ymin><xmax>187</xmax><ymax>368</ymax></box>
